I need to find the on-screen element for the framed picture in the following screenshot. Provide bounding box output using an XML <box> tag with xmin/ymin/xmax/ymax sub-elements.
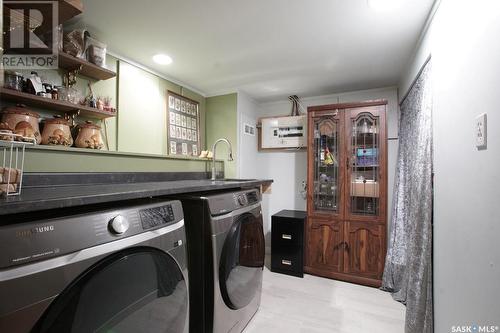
<box><xmin>167</xmin><ymin>91</ymin><xmax>201</xmax><ymax>156</ymax></box>
<box><xmin>167</xmin><ymin>91</ymin><xmax>200</xmax><ymax>156</ymax></box>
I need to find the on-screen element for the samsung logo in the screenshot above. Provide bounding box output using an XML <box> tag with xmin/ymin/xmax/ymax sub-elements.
<box><xmin>16</xmin><ymin>225</ymin><xmax>55</xmax><ymax>237</ymax></box>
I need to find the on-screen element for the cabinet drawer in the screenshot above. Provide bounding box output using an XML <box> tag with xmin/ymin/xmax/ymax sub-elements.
<box><xmin>271</xmin><ymin>219</ymin><xmax>304</xmax><ymax>247</ymax></box>
<box><xmin>271</xmin><ymin>252</ymin><xmax>303</xmax><ymax>277</ymax></box>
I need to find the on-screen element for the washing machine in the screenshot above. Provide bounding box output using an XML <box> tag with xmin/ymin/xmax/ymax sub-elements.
<box><xmin>179</xmin><ymin>188</ymin><xmax>265</xmax><ymax>333</ymax></box>
<box><xmin>0</xmin><ymin>199</ymin><xmax>189</xmax><ymax>333</ymax></box>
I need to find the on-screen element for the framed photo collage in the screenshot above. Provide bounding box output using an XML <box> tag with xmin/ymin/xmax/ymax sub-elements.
<box><xmin>167</xmin><ymin>91</ymin><xmax>200</xmax><ymax>157</ymax></box>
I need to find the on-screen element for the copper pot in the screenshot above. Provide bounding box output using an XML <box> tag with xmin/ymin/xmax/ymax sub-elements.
<box><xmin>75</xmin><ymin>121</ymin><xmax>104</xmax><ymax>149</ymax></box>
<box><xmin>41</xmin><ymin>116</ymin><xmax>73</xmax><ymax>146</ymax></box>
<box><xmin>0</xmin><ymin>104</ymin><xmax>41</xmax><ymax>144</ymax></box>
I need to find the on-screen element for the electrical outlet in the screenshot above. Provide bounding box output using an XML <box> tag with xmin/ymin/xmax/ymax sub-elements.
<box><xmin>475</xmin><ymin>113</ymin><xmax>487</xmax><ymax>149</ymax></box>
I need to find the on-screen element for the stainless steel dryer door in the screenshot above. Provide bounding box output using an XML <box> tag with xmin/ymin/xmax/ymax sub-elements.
<box><xmin>32</xmin><ymin>247</ymin><xmax>188</xmax><ymax>333</ymax></box>
<box><xmin>218</xmin><ymin>209</ymin><xmax>265</xmax><ymax>310</ymax></box>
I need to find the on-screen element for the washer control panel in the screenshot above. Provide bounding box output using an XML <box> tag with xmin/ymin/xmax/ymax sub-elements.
<box><xmin>0</xmin><ymin>200</ymin><xmax>184</xmax><ymax>269</ymax></box>
<box><xmin>139</xmin><ymin>204</ymin><xmax>175</xmax><ymax>230</ymax></box>
<box><xmin>109</xmin><ymin>215</ymin><xmax>130</xmax><ymax>234</ymax></box>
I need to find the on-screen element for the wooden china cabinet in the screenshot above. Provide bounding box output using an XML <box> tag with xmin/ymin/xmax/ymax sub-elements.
<box><xmin>305</xmin><ymin>100</ymin><xmax>387</xmax><ymax>287</ymax></box>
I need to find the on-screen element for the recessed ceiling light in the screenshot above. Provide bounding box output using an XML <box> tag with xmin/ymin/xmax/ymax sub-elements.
<box><xmin>153</xmin><ymin>54</ymin><xmax>173</xmax><ymax>65</ymax></box>
<box><xmin>367</xmin><ymin>0</ymin><xmax>400</xmax><ymax>12</ymax></box>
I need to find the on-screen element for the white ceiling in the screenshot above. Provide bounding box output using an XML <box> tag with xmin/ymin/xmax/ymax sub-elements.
<box><xmin>78</xmin><ymin>0</ymin><xmax>434</xmax><ymax>101</ymax></box>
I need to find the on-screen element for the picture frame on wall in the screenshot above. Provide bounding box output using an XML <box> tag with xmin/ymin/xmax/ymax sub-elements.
<box><xmin>166</xmin><ymin>90</ymin><xmax>201</xmax><ymax>157</ymax></box>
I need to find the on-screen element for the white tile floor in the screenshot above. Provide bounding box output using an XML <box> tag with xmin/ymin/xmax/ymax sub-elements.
<box><xmin>243</xmin><ymin>265</ymin><xmax>405</xmax><ymax>333</ymax></box>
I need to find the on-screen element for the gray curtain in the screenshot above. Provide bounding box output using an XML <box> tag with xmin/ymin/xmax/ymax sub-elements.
<box><xmin>382</xmin><ymin>60</ymin><xmax>433</xmax><ymax>333</ymax></box>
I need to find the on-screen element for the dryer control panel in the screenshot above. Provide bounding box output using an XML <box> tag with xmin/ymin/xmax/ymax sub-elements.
<box><xmin>206</xmin><ymin>189</ymin><xmax>261</xmax><ymax>215</ymax></box>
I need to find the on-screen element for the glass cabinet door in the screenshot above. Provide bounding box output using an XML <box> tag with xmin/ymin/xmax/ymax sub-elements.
<box><xmin>347</xmin><ymin>110</ymin><xmax>381</xmax><ymax>217</ymax></box>
<box><xmin>311</xmin><ymin>113</ymin><xmax>342</xmax><ymax>214</ymax></box>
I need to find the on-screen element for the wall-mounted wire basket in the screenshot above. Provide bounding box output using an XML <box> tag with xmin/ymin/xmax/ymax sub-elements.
<box><xmin>0</xmin><ymin>131</ymin><xmax>36</xmax><ymax>197</ymax></box>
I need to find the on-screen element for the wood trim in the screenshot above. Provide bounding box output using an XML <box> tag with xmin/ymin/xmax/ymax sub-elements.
<box><xmin>307</xmin><ymin>100</ymin><xmax>388</xmax><ymax>113</ymax></box>
<box><xmin>167</xmin><ymin>90</ymin><xmax>201</xmax><ymax>105</ymax></box>
<box><xmin>304</xmin><ymin>266</ymin><xmax>382</xmax><ymax>288</ymax></box>
<box><xmin>6</xmin><ymin>0</ymin><xmax>84</xmax><ymax>24</ymax></box>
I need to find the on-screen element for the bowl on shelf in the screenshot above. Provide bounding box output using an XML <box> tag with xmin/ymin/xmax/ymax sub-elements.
<box><xmin>0</xmin><ymin>122</ymin><xmax>14</xmax><ymax>141</ymax></box>
<box><xmin>41</xmin><ymin>116</ymin><xmax>73</xmax><ymax>146</ymax></box>
<box><xmin>75</xmin><ymin>121</ymin><xmax>104</xmax><ymax>149</ymax></box>
<box><xmin>0</xmin><ymin>104</ymin><xmax>41</xmax><ymax>144</ymax></box>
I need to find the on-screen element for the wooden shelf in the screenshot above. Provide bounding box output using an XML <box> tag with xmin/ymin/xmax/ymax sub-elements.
<box><xmin>58</xmin><ymin>0</ymin><xmax>84</xmax><ymax>22</ymax></box>
<box><xmin>59</xmin><ymin>52</ymin><xmax>116</xmax><ymax>80</ymax></box>
<box><xmin>0</xmin><ymin>88</ymin><xmax>116</xmax><ymax>119</ymax></box>
<box><xmin>8</xmin><ymin>0</ymin><xmax>83</xmax><ymax>23</ymax></box>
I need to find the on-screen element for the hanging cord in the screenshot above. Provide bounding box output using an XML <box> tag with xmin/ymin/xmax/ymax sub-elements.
<box><xmin>288</xmin><ymin>95</ymin><xmax>306</xmax><ymax>116</ymax></box>
<box><xmin>288</xmin><ymin>95</ymin><xmax>298</xmax><ymax>116</ymax></box>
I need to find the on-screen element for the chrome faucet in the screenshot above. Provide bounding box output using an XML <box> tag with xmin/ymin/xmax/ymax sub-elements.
<box><xmin>211</xmin><ymin>138</ymin><xmax>233</xmax><ymax>180</ymax></box>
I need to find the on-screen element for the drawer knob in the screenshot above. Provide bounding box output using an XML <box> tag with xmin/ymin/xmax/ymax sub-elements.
<box><xmin>281</xmin><ymin>259</ymin><xmax>292</xmax><ymax>266</ymax></box>
<box><xmin>282</xmin><ymin>234</ymin><xmax>292</xmax><ymax>240</ymax></box>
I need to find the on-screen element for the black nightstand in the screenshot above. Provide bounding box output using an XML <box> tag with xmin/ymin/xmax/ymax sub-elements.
<box><xmin>271</xmin><ymin>210</ymin><xmax>306</xmax><ymax>278</ymax></box>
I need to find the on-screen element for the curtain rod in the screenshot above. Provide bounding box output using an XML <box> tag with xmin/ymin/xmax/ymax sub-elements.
<box><xmin>400</xmin><ymin>55</ymin><xmax>432</xmax><ymax>106</ymax></box>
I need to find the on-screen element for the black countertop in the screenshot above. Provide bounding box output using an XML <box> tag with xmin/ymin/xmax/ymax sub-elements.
<box><xmin>0</xmin><ymin>176</ymin><xmax>272</xmax><ymax>217</ymax></box>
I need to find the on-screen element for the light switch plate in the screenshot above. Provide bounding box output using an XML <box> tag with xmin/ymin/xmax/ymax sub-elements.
<box><xmin>475</xmin><ymin>113</ymin><xmax>487</xmax><ymax>149</ymax></box>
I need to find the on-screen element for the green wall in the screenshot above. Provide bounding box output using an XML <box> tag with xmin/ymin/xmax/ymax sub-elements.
<box><xmin>117</xmin><ymin>61</ymin><xmax>206</xmax><ymax>155</ymax></box>
<box><xmin>206</xmin><ymin>93</ymin><xmax>238</xmax><ymax>178</ymax></box>
<box><xmin>22</xmin><ymin>146</ymin><xmax>221</xmax><ymax>173</ymax></box>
